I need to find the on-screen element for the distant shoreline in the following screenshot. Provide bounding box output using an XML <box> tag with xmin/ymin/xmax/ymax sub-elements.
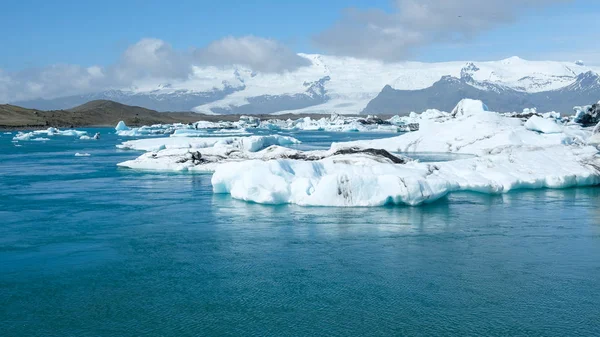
<box><xmin>1</xmin><ymin>100</ymin><xmax>367</xmax><ymax>131</ymax></box>
<box><xmin>1</xmin><ymin>99</ymin><xmax>395</xmax><ymax>131</ymax></box>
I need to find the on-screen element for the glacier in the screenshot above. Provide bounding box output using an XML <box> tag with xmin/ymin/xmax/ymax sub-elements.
<box><xmin>116</xmin><ymin>99</ymin><xmax>600</xmax><ymax>207</ymax></box>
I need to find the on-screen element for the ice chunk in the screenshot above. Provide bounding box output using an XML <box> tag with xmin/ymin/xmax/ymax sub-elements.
<box><xmin>13</xmin><ymin>128</ymin><xmax>88</xmax><ymax>141</ymax></box>
<box><xmin>524</xmin><ymin>115</ymin><xmax>563</xmax><ymax>134</ymax></box>
<box><xmin>116</xmin><ymin>135</ymin><xmax>300</xmax><ymax>152</ymax></box>
<box><xmin>451</xmin><ymin>99</ymin><xmax>489</xmax><ymax>117</ymax></box>
<box><xmin>115</xmin><ymin>121</ymin><xmax>129</xmax><ymax>131</ymax></box>
<box><xmin>75</xmin><ymin>153</ymin><xmax>91</xmax><ymax>157</ymax></box>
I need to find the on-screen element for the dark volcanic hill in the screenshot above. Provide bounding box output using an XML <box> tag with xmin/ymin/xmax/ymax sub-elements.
<box><xmin>0</xmin><ymin>100</ymin><xmax>203</xmax><ymax>128</ymax></box>
<box><xmin>0</xmin><ymin>100</ymin><xmax>336</xmax><ymax>129</ymax></box>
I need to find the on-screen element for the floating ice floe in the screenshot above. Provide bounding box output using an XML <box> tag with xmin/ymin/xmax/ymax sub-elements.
<box><xmin>75</xmin><ymin>153</ymin><xmax>91</xmax><ymax>157</ymax></box>
<box><xmin>13</xmin><ymin>128</ymin><xmax>88</xmax><ymax>141</ymax></box>
<box><xmin>117</xmin><ymin>134</ymin><xmax>301</xmax><ymax>152</ymax></box>
<box><xmin>80</xmin><ymin>133</ymin><xmax>100</xmax><ymax>140</ymax></box>
<box><xmin>118</xmin><ymin>99</ymin><xmax>600</xmax><ymax>207</ymax></box>
<box><xmin>115</xmin><ymin>121</ymin><xmax>191</xmax><ymax>137</ymax></box>
<box><xmin>119</xmin><ymin>145</ymin><xmax>409</xmax><ymax>173</ymax></box>
<box><xmin>524</xmin><ymin>115</ymin><xmax>563</xmax><ymax>134</ymax></box>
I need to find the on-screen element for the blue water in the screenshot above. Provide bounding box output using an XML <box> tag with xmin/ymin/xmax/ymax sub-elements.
<box><xmin>1</xmin><ymin>128</ymin><xmax>600</xmax><ymax>336</ymax></box>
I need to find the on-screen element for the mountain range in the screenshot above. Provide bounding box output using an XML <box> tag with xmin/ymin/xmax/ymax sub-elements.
<box><xmin>12</xmin><ymin>55</ymin><xmax>600</xmax><ymax>115</ymax></box>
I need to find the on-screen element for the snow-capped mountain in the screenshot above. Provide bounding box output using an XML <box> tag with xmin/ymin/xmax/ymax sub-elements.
<box><xmin>13</xmin><ymin>55</ymin><xmax>600</xmax><ymax>114</ymax></box>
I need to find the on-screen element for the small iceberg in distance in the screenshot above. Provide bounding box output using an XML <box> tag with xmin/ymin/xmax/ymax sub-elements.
<box><xmin>13</xmin><ymin>127</ymin><xmax>88</xmax><ymax>141</ymax></box>
<box><xmin>115</xmin><ymin>121</ymin><xmax>129</xmax><ymax>131</ymax></box>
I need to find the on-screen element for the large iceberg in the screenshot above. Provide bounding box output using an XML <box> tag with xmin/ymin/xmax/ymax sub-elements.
<box><xmin>211</xmin><ymin>146</ymin><xmax>599</xmax><ymax>206</ymax></box>
<box><xmin>118</xmin><ymin>100</ymin><xmax>600</xmax><ymax>207</ymax></box>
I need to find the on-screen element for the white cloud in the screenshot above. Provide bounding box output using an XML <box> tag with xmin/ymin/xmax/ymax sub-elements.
<box><xmin>194</xmin><ymin>36</ymin><xmax>311</xmax><ymax>73</ymax></box>
<box><xmin>0</xmin><ymin>36</ymin><xmax>311</xmax><ymax>103</ymax></box>
<box><xmin>113</xmin><ymin>38</ymin><xmax>192</xmax><ymax>81</ymax></box>
<box><xmin>1</xmin><ymin>64</ymin><xmax>111</xmax><ymax>102</ymax></box>
<box><xmin>314</xmin><ymin>0</ymin><xmax>567</xmax><ymax>61</ymax></box>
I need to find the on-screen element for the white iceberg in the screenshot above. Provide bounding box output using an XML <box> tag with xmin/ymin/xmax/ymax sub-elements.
<box><xmin>75</xmin><ymin>153</ymin><xmax>91</xmax><ymax>157</ymax></box>
<box><xmin>115</xmin><ymin>121</ymin><xmax>130</xmax><ymax>131</ymax></box>
<box><xmin>335</xmin><ymin>107</ymin><xmax>588</xmax><ymax>155</ymax></box>
<box><xmin>13</xmin><ymin>128</ymin><xmax>88</xmax><ymax>141</ymax></box>
<box><xmin>211</xmin><ymin>145</ymin><xmax>599</xmax><ymax>206</ymax></box>
<box><xmin>116</xmin><ymin>135</ymin><xmax>301</xmax><ymax>152</ymax></box>
<box><xmin>524</xmin><ymin>115</ymin><xmax>563</xmax><ymax>134</ymax></box>
<box><xmin>451</xmin><ymin>98</ymin><xmax>489</xmax><ymax>117</ymax></box>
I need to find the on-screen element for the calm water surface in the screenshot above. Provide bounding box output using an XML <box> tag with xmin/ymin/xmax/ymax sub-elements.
<box><xmin>1</xmin><ymin>128</ymin><xmax>599</xmax><ymax>336</ymax></box>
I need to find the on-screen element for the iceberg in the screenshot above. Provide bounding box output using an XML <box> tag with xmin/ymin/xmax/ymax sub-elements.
<box><xmin>335</xmin><ymin>106</ymin><xmax>588</xmax><ymax>155</ymax></box>
<box><xmin>75</xmin><ymin>153</ymin><xmax>91</xmax><ymax>157</ymax></box>
<box><xmin>451</xmin><ymin>98</ymin><xmax>489</xmax><ymax>117</ymax></box>
<box><xmin>115</xmin><ymin>121</ymin><xmax>130</xmax><ymax>131</ymax></box>
<box><xmin>524</xmin><ymin>115</ymin><xmax>563</xmax><ymax>134</ymax></box>
<box><xmin>116</xmin><ymin>134</ymin><xmax>301</xmax><ymax>152</ymax></box>
<box><xmin>211</xmin><ymin>145</ymin><xmax>600</xmax><ymax>206</ymax></box>
<box><xmin>13</xmin><ymin>128</ymin><xmax>88</xmax><ymax>141</ymax></box>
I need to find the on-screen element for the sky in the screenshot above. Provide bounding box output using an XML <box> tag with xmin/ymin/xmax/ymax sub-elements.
<box><xmin>1</xmin><ymin>0</ymin><xmax>599</xmax><ymax>102</ymax></box>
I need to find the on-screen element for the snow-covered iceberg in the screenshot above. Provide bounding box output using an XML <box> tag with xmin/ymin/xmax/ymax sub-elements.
<box><xmin>117</xmin><ymin>134</ymin><xmax>300</xmax><ymax>152</ymax></box>
<box><xmin>211</xmin><ymin>146</ymin><xmax>599</xmax><ymax>206</ymax></box>
<box><xmin>115</xmin><ymin>121</ymin><xmax>129</xmax><ymax>131</ymax></box>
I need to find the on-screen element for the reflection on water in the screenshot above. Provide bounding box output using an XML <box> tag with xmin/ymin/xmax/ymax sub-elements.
<box><xmin>1</xmin><ymin>128</ymin><xmax>600</xmax><ymax>336</ymax></box>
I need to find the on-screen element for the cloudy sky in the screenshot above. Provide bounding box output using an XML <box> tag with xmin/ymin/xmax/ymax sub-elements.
<box><xmin>1</xmin><ymin>0</ymin><xmax>598</xmax><ymax>102</ymax></box>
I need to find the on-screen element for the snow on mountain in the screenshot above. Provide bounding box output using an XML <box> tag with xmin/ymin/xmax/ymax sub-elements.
<box><xmin>12</xmin><ymin>55</ymin><xmax>600</xmax><ymax>114</ymax></box>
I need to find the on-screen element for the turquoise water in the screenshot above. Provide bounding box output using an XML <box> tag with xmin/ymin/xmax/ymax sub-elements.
<box><xmin>1</xmin><ymin>128</ymin><xmax>600</xmax><ymax>336</ymax></box>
